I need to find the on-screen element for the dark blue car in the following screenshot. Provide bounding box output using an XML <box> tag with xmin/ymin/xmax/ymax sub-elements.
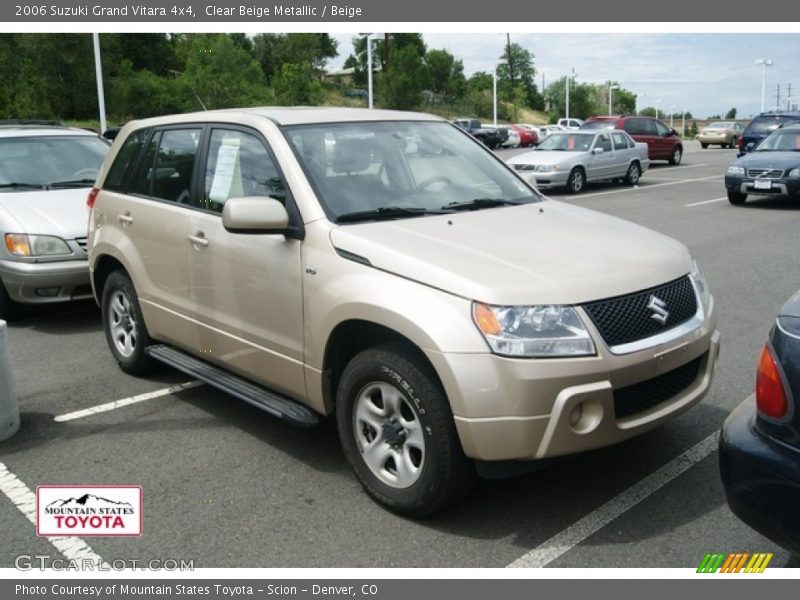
<box><xmin>719</xmin><ymin>289</ymin><xmax>800</xmax><ymax>557</ymax></box>
<box><xmin>724</xmin><ymin>123</ymin><xmax>800</xmax><ymax>205</ymax></box>
<box><xmin>737</xmin><ymin>111</ymin><xmax>800</xmax><ymax>154</ymax></box>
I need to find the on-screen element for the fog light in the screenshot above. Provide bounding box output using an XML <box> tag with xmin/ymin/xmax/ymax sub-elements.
<box><xmin>569</xmin><ymin>400</ymin><xmax>604</xmax><ymax>434</ymax></box>
<box><xmin>35</xmin><ymin>288</ymin><xmax>60</xmax><ymax>297</ymax></box>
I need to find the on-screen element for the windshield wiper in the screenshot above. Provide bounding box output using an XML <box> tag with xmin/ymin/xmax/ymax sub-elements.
<box><xmin>442</xmin><ymin>198</ymin><xmax>521</xmax><ymax>211</ymax></box>
<box><xmin>0</xmin><ymin>182</ymin><xmax>46</xmax><ymax>190</ymax></box>
<box><xmin>48</xmin><ymin>178</ymin><xmax>96</xmax><ymax>188</ymax></box>
<box><xmin>336</xmin><ymin>206</ymin><xmax>451</xmax><ymax>223</ymax></box>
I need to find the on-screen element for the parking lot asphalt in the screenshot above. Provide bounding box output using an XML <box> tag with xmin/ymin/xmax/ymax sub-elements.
<box><xmin>1</xmin><ymin>140</ymin><xmax>798</xmax><ymax>569</ymax></box>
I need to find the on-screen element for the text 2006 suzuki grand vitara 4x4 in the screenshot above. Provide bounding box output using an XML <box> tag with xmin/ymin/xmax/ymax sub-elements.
<box><xmin>87</xmin><ymin>108</ymin><xmax>719</xmax><ymax>516</ymax></box>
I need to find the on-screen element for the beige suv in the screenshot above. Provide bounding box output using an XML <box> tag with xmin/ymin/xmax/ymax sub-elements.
<box><xmin>88</xmin><ymin>107</ymin><xmax>720</xmax><ymax>516</ymax></box>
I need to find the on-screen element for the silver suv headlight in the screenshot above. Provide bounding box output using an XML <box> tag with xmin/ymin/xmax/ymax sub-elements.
<box><xmin>690</xmin><ymin>260</ymin><xmax>711</xmax><ymax>314</ymax></box>
<box><xmin>472</xmin><ymin>302</ymin><xmax>596</xmax><ymax>357</ymax></box>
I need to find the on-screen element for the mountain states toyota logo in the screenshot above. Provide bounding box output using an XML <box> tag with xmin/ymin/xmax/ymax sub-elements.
<box><xmin>36</xmin><ymin>485</ymin><xmax>142</xmax><ymax>537</ymax></box>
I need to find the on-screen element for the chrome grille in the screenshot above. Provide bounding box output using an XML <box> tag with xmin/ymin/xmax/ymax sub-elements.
<box><xmin>747</xmin><ymin>168</ymin><xmax>784</xmax><ymax>179</ymax></box>
<box><xmin>581</xmin><ymin>276</ymin><xmax>698</xmax><ymax>347</ymax></box>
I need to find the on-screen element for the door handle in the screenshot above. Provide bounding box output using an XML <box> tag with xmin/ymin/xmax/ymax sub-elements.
<box><xmin>118</xmin><ymin>212</ymin><xmax>133</xmax><ymax>226</ymax></box>
<box><xmin>187</xmin><ymin>232</ymin><xmax>209</xmax><ymax>248</ymax></box>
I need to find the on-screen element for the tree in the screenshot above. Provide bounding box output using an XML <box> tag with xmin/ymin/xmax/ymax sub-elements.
<box><xmin>380</xmin><ymin>44</ymin><xmax>427</xmax><ymax>110</ymax></box>
<box><xmin>545</xmin><ymin>77</ymin><xmax>595</xmax><ymax>119</ymax></box>
<box><xmin>275</xmin><ymin>63</ymin><xmax>323</xmax><ymax>106</ymax></box>
<box><xmin>707</xmin><ymin>114</ymin><xmax>722</xmax><ymax>120</ymax></box>
<box><xmin>725</xmin><ymin>107</ymin><xmax>738</xmax><ymax>119</ymax></box>
<box><xmin>639</xmin><ymin>107</ymin><xmax>657</xmax><ymax>117</ymax></box>
<box><xmin>175</xmin><ymin>34</ymin><xmax>272</xmax><ymax>110</ymax></box>
<box><xmin>253</xmin><ymin>33</ymin><xmax>337</xmax><ymax>83</ymax></box>
<box><xmin>497</xmin><ymin>42</ymin><xmax>541</xmax><ymax>108</ymax></box>
<box><xmin>425</xmin><ymin>49</ymin><xmax>466</xmax><ymax>99</ymax></box>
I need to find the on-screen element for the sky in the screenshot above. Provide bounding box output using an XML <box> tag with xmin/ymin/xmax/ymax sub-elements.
<box><xmin>329</xmin><ymin>33</ymin><xmax>800</xmax><ymax>119</ymax></box>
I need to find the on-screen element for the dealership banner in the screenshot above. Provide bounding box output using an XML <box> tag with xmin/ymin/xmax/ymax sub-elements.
<box><xmin>1</xmin><ymin>579</ymin><xmax>796</xmax><ymax>600</ymax></box>
<box><xmin>2</xmin><ymin>0</ymin><xmax>800</xmax><ymax>22</ymax></box>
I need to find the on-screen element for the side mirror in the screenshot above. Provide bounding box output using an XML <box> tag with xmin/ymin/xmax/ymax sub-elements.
<box><xmin>222</xmin><ymin>197</ymin><xmax>289</xmax><ymax>234</ymax></box>
<box><xmin>592</xmin><ymin>147</ymin><xmax>605</xmax><ymax>155</ymax></box>
<box><xmin>670</xmin><ymin>129</ymin><xmax>679</xmax><ymax>136</ymax></box>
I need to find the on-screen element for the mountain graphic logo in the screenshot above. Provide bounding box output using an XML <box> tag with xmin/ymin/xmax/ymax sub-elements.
<box><xmin>47</xmin><ymin>493</ymin><xmax>133</xmax><ymax>508</ymax></box>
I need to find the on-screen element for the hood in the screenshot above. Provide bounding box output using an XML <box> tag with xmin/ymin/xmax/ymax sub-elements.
<box><xmin>0</xmin><ymin>188</ymin><xmax>90</xmax><ymax>238</ymax></box>
<box><xmin>734</xmin><ymin>151</ymin><xmax>800</xmax><ymax>170</ymax></box>
<box><xmin>329</xmin><ymin>201</ymin><xmax>691</xmax><ymax>305</ymax></box>
<box><xmin>507</xmin><ymin>150</ymin><xmax>584</xmax><ymax>167</ymax></box>
<box><xmin>780</xmin><ymin>290</ymin><xmax>800</xmax><ymax>319</ymax></box>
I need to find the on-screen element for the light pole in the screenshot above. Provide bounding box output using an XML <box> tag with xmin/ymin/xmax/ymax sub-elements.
<box><xmin>681</xmin><ymin>109</ymin><xmax>686</xmax><ymax>137</ymax></box>
<box><xmin>608</xmin><ymin>84</ymin><xmax>619</xmax><ymax>115</ymax></box>
<box><xmin>366</xmin><ymin>34</ymin><xmax>374</xmax><ymax>109</ymax></box>
<box><xmin>755</xmin><ymin>58</ymin><xmax>773</xmax><ymax>113</ymax></box>
<box><xmin>92</xmin><ymin>33</ymin><xmax>106</xmax><ymax>134</ymax></box>
<box><xmin>565</xmin><ymin>68</ymin><xmax>576</xmax><ymax>121</ymax></box>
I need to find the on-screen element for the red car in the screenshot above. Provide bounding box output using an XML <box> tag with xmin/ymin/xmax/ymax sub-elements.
<box><xmin>581</xmin><ymin>115</ymin><xmax>683</xmax><ymax>165</ymax></box>
<box><xmin>511</xmin><ymin>124</ymin><xmax>539</xmax><ymax>147</ymax></box>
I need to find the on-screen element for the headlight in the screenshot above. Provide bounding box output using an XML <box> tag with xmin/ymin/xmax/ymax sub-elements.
<box><xmin>690</xmin><ymin>260</ymin><xmax>711</xmax><ymax>315</ymax></box>
<box><xmin>788</xmin><ymin>168</ymin><xmax>800</xmax><ymax>178</ymax></box>
<box><xmin>727</xmin><ymin>165</ymin><xmax>745</xmax><ymax>175</ymax></box>
<box><xmin>4</xmin><ymin>234</ymin><xmax>72</xmax><ymax>257</ymax></box>
<box><xmin>472</xmin><ymin>302</ymin><xmax>596</xmax><ymax>357</ymax></box>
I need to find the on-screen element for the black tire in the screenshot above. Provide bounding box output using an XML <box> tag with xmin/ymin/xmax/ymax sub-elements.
<box><xmin>729</xmin><ymin>137</ymin><xmax>738</xmax><ymax>149</ymax></box>
<box><xmin>566</xmin><ymin>167</ymin><xmax>585</xmax><ymax>194</ymax></box>
<box><xmin>336</xmin><ymin>342</ymin><xmax>475</xmax><ymax>517</ymax></box>
<box><xmin>701</xmin><ymin>143</ymin><xmax>708</xmax><ymax>149</ymax></box>
<box><xmin>101</xmin><ymin>270</ymin><xmax>156</xmax><ymax>375</ymax></box>
<box><xmin>727</xmin><ymin>190</ymin><xmax>747</xmax><ymax>205</ymax></box>
<box><xmin>624</xmin><ymin>161</ymin><xmax>641</xmax><ymax>186</ymax></box>
<box><xmin>669</xmin><ymin>145</ymin><xmax>683</xmax><ymax>165</ymax></box>
<box><xmin>0</xmin><ymin>279</ymin><xmax>21</xmax><ymax>322</ymax></box>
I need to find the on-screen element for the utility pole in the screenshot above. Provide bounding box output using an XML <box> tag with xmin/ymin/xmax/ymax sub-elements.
<box><xmin>787</xmin><ymin>84</ymin><xmax>793</xmax><ymax>110</ymax></box>
<box><xmin>776</xmin><ymin>84</ymin><xmax>781</xmax><ymax>111</ymax></box>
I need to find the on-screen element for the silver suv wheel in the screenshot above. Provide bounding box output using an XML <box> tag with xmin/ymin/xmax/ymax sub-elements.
<box><xmin>108</xmin><ymin>290</ymin><xmax>138</xmax><ymax>358</ymax></box>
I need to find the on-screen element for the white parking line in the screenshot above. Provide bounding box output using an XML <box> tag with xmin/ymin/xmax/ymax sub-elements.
<box><xmin>0</xmin><ymin>462</ymin><xmax>106</xmax><ymax>565</ymax></box>
<box><xmin>686</xmin><ymin>197</ymin><xmax>728</xmax><ymax>207</ymax></box>
<box><xmin>574</xmin><ymin>174</ymin><xmax>723</xmax><ymax>199</ymax></box>
<box><xmin>54</xmin><ymin>381</ymin><xmax>202</xmax><ymax>422</ymax></box>
<box><xmin>507</xmin><ymin>431</ymin><xmax>720</xmax><ymax>568</ymax></box>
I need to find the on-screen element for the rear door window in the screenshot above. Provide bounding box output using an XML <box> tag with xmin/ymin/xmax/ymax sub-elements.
<box><xmin>130</xmin><ymin>128</ymin><xmax>202</xmax><ymax>203</ymax></box>
<box><xmin>104</xmin><ymin>129</ymin><xmax>149</xmax><ymax>192</ymax></box>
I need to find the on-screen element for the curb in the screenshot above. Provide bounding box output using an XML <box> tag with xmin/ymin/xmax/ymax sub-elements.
<box><xmin>0</xmin><ymin>320</ymin><xmax>19</xmax><ymax>442</ymax></box>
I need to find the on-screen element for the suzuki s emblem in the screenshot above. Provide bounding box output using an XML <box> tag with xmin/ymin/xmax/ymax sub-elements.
<box><xmin>647</xmin><ymin>295</ymin><xmax>669</xmax><ymax>325</ymax></box>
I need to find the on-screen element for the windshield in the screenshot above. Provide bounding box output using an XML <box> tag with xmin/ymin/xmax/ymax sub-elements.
<box><xmin>756</xmin><ymin>130</ymin><xmax>800</xmax><ymax>151</ymax></box>
<box><xmin>746</xmin><ymin>116</ymin><xmax>800</xmax><ymax>136</ymax></box>
<box><xmin>707</xmin><ymin>122</ymin><xmax>731</xmax><ymax>129</ymax></box>
<box><xmin>580</xmin><ymin>120</ymin><xmax>616</xmax><ymax>130</ymax></box>
<box><xmin>283</xmin><ymin>121</ymin><xmax>540</xmax><ymax>221</ymax></box>
<box><xmin>0</xmin><ymin>135</ymin><xmax>108</xmax><ymax>189</ymax></box>
<box><xmin>536</xmin><ymin>132</ymin><xmax>595</xmax><ymax>152</ymax></box>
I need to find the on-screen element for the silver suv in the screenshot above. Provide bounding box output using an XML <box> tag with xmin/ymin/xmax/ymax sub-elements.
<box><xmin>88</xmin><ymin>108</ymin><xmax>720</xmax><ymax>515</ymax></box>
<box><xmin>0</xmin><ymin>123</ymin><xmax>109</xmax><ymax>319</ymax></box>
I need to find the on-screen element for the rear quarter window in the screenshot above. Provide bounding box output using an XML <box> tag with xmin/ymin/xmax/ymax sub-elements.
<box><xmin>103</xmin><ymin>129</ymin><xmax>150</xmax><ymax>192</ymax></box>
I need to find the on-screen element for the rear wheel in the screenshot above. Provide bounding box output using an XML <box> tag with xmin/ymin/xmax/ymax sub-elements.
<box><xmin>669</xmin><ymin>145</ymin><xmax>683</xmax><ymax>165</ymax></box>
<box><xmin>701</xmin><ymin>143</ymin><xmax>708</xmax><ymax>149</ymax></box>
<box><xmin>336</xmin><ymin>343</ymin><xmax>475</xmax><ymax>517</ymax></box>
<box><xmin>566</xmin><ymin>167</ymin><xmax>585</xmax><ymax>194</ymax></box>
<box><xmin>101</xmin><ymin>270</ymin><xmax>156</xmax><ymax>375</ymax></box>
<box><xmin>624</xmin><ymin>162</ymin><xmax>641</xmax><ymax>185</ymax></box>
<box><xmin>727</xmin><ymin>190</ymin><xmax>747</xmax><ymax>205</ymax></box>
<box><xmin>729</xmin><ymin>137</ymin><xmax>738</xmax><ymax>149</ymax></box>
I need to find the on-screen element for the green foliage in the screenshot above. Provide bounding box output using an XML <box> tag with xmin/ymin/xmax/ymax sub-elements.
<box><xmin>639</xmin><ymin>107</ymin><xmax>657</xmax><ymax>117</ymax></box>
<box><xmin>725</xmin><ymin>107</ymin><xmax>737</xmax><ymax>119</ymax></box>
<box><xmin>690</xmin><ymin>121</ymin><xmax>699</xmax><ymax>136</ymax></box>
<box><xmin>379</xmin><ymin>45</ymin><xmax>427</xmax><ymax>110</ymax></box>
<box><xmin>275</xmin><ymin>63</ymin><xmax>323</xmax><ymax>106</ymax></box>
<box><xmin>707</xmin><ymin>114</ymin><xmax>722</xmax><ymax>120</ymax></box>
<box><xmin>497</xmin><ymin>42</ymin><xmax>541</xmax><ymax>109</ymax></box>
<box><xmin>545</xmin><ymin>77</ymin><xmax>596</xmax><ymax>120</ymax></box>
<box><xmin>425</xmin><ymin>49</ymin><xmax>466</xmax><ymax>99</ymax></box>
<box><xmin>253</xmin><ymin>33</ymin><xmax>337</xmax><ymax>84</ymax></box>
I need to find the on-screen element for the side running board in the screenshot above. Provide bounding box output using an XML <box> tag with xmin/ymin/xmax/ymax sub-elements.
<box><xmin>145</xmin><ymin>344</ymin><xmax>319</xmax><ymax>428</ymax></box>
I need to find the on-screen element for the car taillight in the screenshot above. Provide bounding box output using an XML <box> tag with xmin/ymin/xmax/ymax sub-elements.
<box><xmin>737</xmin><ymin>136</ymin><xmax>744</xmax><ymax>149</ymax></box>
<box><xmin>87</xmin><ymin>187</ymin><xmax>99</xmax><ymax>209</ymax></box>
<box><xmin>755</xmin><ymin>343</ymin><xmax>788</xmax><ymax>420</ymax></box>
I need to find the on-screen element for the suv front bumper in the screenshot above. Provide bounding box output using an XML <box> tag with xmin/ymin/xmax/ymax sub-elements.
<box><xmin>427</xmin><ymin>305</ymin><xmax>719</xmax><ymax>462</ymax></box>
<box><xmin>725</xmin><ymin>174</ymin><xmax>800</xmax><ymax>197</ymax></box>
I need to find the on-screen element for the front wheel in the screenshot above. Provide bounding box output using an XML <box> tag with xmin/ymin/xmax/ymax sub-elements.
<box><xmin>101</xmin><ymin>270</ymin><xmax>156</xmax><ymax>375</ymax></box>
<box><xmin>669</xmin><ymin>145</ymin><xmax>683</xmax><ymax>165</ymax></box>
<box><xmin>0</xmin><ymin>279</ymin><xmax>21</xmax><ymax>322</ymax></box>
<box><xmin>729</xmin><ymin>137</ymin><xmax>738</xmax><ymax>149</ymax></box>
<box><xmin>566</xmin><ymin>168</ymin><xmax>585</xmax><ymax>194</ymax></box>
<box><xmin>624</xmin><ymin>162</ymin><xmax>641</xmax><ymax>185</ymax></box>
<box><xmin>336</xmin><ymin>343</ymin><xmax>475</xmax><ymax>516</ymax></box>
<box><xmin>727</xmin><ymin>190</ymin><xmax>747</xmax><ymax>205</ymax></box>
